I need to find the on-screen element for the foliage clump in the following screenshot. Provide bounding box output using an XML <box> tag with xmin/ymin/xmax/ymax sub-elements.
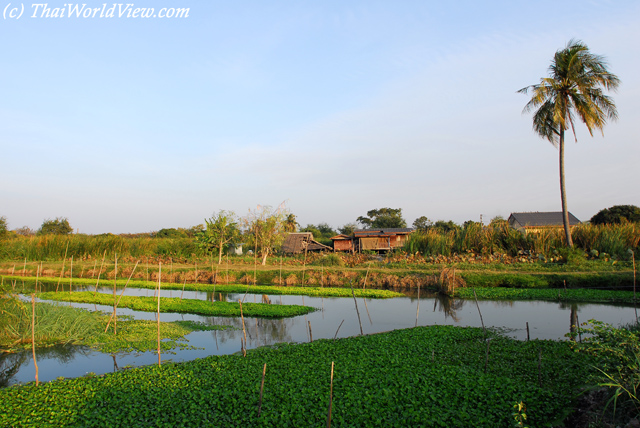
<box><xmin>591</xmin><ymin>205</ymin><xmax>640</xmax><ymax>225</ymax></box>
<box><xmin>38</xmin><ymin>218</ymin><xmax>73</xmax><ymax>236</ymax></box>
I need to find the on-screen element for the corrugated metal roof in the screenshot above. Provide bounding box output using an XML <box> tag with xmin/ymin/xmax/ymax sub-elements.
<box><xmin>508</xmin><ymin>212</ymin><xmax>581</xmax><ymax>227</ymax></box>
<box><xmin>353</xmin><ymin>228</ymin><xmax>414</xmax><ymax>237</ymax></box>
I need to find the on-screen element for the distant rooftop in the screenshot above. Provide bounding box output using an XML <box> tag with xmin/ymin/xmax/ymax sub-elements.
<box><xmin>508</xmin><ymin>212</ymin><xmax>580</xmax><ymax>227</ymax></box>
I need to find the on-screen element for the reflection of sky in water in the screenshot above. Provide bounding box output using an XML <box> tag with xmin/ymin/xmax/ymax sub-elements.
<box><xmin>5</xmin><ymin>283</ymin><xmax>639</xmax><ymax>387</ymax></box>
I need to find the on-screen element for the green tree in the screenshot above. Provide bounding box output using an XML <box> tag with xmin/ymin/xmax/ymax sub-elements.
<box><xmin>283</xmin><ymin>214</ymin><xmax>299</xmax><ymax>232</ymax></box>
<box><xmin>433</xmin><ymin>220</ymin><xmax>460</xmax><ymax>233</ymax></box>
<box><xmin>519</xmin><ymin>39</ymin><xmax>620</xmax><ymax>248</ymax></box>
<box><xmin>197</xmin><ymin>211</ymin><xmax>240</xmax><ymax>264</ymax></box>
<box><xmin>0</xmin><ymin>216</ymin><xmax>8</xmax><ymax>239</ymax></box>
<box><xmin>591</xmin><ymin>205</ymin><xmax>640</xmax><ymax>225</ymax></box>
<box><xmin>412</xmin><ymin>216</ymin><xmax>433</xmax><ymax>232</ymax></box>
<box><xmin>338</xmin><ymin>223</ymin><xmax>357</xmax><ymax>235</ymax></box>
<box><xmin>243</xmin><ymin>205</ymin><xmax>288</xmax><ymax>265</ymax></box>
<box><xmin>357</xmin><ymin>208</ymin><xmax>407</xmax><ymax>229</ymax></box>
<box><xmin>155</xmin><ymin>228</ymin><xmax>188</xmax><ymax>238</ymax></box>
<box><xmin>38</xmin><ymin>217</ymin><xmax>73</xmax><ymax>235</ymax></box>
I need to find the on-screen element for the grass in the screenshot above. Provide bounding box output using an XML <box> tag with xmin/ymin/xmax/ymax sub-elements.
<box><xmin>37</xmin><ymin>291</ymin><xmax>316</xmax><ymax>318</ymax></box>
<box><xmin>0</xmin><ymin>297</ymin><xmax>231</xmax><ymax>354</ymax></box>
<box><xmin>0</xmin><ymin>325</ymin><xmax>597</xmax><ymax>427</ymax></box>
<box><xmin>455</xmin><ymin>287</ymin><xmax>638</xmax><ymax>304</ymax></box>
<box><xmin>1</xmin><ymin>275</ymin><xmax>404</xmax><ymax>298</ymax></box>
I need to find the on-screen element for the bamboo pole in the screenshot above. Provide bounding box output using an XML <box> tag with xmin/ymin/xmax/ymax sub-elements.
<box><xmin>56</xmin><ymin>242</ymin><xmax>69</xmax><ymax>292</ymax></box>
<box><xmin>157</xmin><ymin>262</ymin><xmax>161</xmax><ymax>366</ymax></box>
<box><xmin>180</xmin><ymin>278</ymin><xmax>186</xmax><ymax>300</ymax></box>
<box><xmin>526</xmin><ymin>322</ymin><xmax>530</xmax><ymax>341</ymax></box>
<box><xmin>104</xmin><ymin>261</ymin><xmax>139</xmax><ymax>333</ymax></box>
<box><xmin>363</xmin><ymin>265</ymin><xmax>370</xmax><ymax>290</ymax></box>
<box><xmin>415</xmin><ymin>283</ymin><xmax>420</xmax><ymax>327</ymax></box>
<box><xmin>333</xmin><ymin>320</ymin><xmax>345</xmax><ymax>340</ymax></box>
<box><xmin>473</xmin><ymin>288</ymin><xmax>486</xmax><ymax>335</ymax></box>
<box><xmin>258</xmin><ymin>363</ymin><xmax>267</xmax><ymax>416</ymax></box>
<box><xmin>34</xmin><ymin>265</ymin><xmax>40</xmax><ymax>294</ymax></box>
<box><xmin>31</xmin><ymin>294</ymin><xmax>39</xmax><ymax>386</ymax></box>
<box><xmin>112</xmin><ymin>254</ymin><xmax>117</xmax><ymax>335</ymax></box>
<box><xmin>238</xmin><ymin>300</ymin><xmax>247</xmax><ymax>356</ymax></box>
<box><xmin>69</xmin><ymin>255</ymin><xmax>73</xmax><ymax>293</ymax></box>
<box><xmin>94</xmin><ymin>250</ymin><xmax>106</xmax><ymax>293</ymax></box>
<box><xmin>326</xmin><ymin>361</ymin><xmax>334</xmax><ymax>428</ymax></box>
<box><xmin>350</xmin><ymin>282</ymin><xmax>363</xmax><ymax>336</ymax></box>
<box><xmin>308</xmin><ymin>321</ymin><xmax>313</xmax><ymax>342</ymax></box>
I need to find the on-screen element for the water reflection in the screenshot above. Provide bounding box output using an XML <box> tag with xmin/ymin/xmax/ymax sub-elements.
<box><xmin>433</xmin><ymin>295</ymin><xmax>466</xmax><ymax>322</ymax></box>
<box><xmin>3</xmin><ymin>283</ymin><xmax>639</xmax><ymax>387</ymax></box>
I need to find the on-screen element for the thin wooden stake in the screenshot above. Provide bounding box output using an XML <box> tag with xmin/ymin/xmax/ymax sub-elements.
<box><xmin>308</xmin><ymin>321</ymin><xmax>313</xmax><ymax>342</ymax></box>
<box><xmin>31</xmin><ymin>294</ymin><xmax>39</xmax><ymax>386</ymax></box>
<box><xmin>326</xmin><ymin>361</ymin><xmax>334</xmax><ymax>428</ymax></box>
<box><xmin>363</xmin><ymin>265</ymin><xmax>370</xmax><ymax>290</ymax></box>
<box><xmin>56</xmin><ymin>242</ymin><xmax>69</xmax><ymax>292</ymax></box>
<box><xmin>112</xmin><ymin>254</ymin><xmax>117</xmax><ymax>335</ymax></box>
<box><xmin>472</xmin><ymin>288</ymin><xmax>486</xmax><ymax>335</ymax></box>
<box><xmin>104</xmin><ymin>261</ymin><xmax>139</xmax><ymax>333</ymax></box>
<box><xmin>526</xmin><ymin>322</ymin><xmax>530</xmax><ymax>341</ymax></box>
<box><xmin>238</xmin><ymin>299</ymin><xmax>247</xmax><ymax>355</ymax></box>
<box><xmin>94</xmin><ymin>250</ymin><xmax>106</xmax><ymax>292</ymax></box>
<box><xmin>157</xmin><ymin>262</ymin><xmax>162</xmax><ymax>366</ymax></box>
<box><xmin>576</xmin><ymin>313</ymin><xmax>582</xmax><ymax>343</ymax></box>
<box><xmin>350</xmin><ymin>282</ymin><xmax>363</xmax><ymax>336</ymax></box>
<box><xmin>415</xmin><ymin>283</ymin><xmax>420</xmax><ymax>327</ymax></box>
<box><xmin>35</xmin><ymin>264</ymin><xmax>40</xmax><ymax>293</ymax></box>
<box><xmin>258</xmin><ymin>363</ymin><xmax>267</xmax><ymax>416</ymax></box>
<box><xmin>69</xmin><ymin>255</ymin><xmax>73</xmax><ymax>293</ymax></box>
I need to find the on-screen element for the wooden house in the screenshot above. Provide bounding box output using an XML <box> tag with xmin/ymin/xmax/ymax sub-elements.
<box><xmin>332</xmin><ymin>228</ymin><xmax>414</xmax><ymax>252</ymax></box>
<box><xmin>508</xmin><ymin>212</ymin><xmax>581</xmax><ymax>234</ymax></box>
<box><xmin>330</xmin><ymin>234</ymin><xmax>354</xmax><ymax>252</ymax></box>
<box><xmin>281</xmin><ymin>232</ymin><xmax>332</xmax><ymax>254</ymax></box>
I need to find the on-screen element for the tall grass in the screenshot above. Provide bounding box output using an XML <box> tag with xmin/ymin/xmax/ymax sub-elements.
<box><xmin>0</xmin><ymin>235</ymin><xmax>203</xmax><ymax>261</ymax></box>
<box><xmin>0</xmin><ymin>296</ymin><xmax>103</xmax><ymax>349</ymax></box>
<box><xmin>405</xmin><ymin>223</ymin><xmax>639</xmax><ymax>259</ymax></box>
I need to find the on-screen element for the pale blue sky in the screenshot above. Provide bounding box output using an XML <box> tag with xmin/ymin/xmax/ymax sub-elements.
<box><xmin>1</xmin><ymin>0</ymin><xmax>639</xmax><ymax>233</ymax></box>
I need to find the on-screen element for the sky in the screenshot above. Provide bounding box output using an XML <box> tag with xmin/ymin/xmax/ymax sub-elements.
<box><xmin>1</xmin><ymin>0</ymin><xmax>639</xmax><ymax>234</ymax></box>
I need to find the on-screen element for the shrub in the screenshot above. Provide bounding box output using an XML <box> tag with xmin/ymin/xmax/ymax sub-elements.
<box><xmin>38</xmin><ymin>217</ymin><xmax>73</xmax><ymax>235</ymax></box>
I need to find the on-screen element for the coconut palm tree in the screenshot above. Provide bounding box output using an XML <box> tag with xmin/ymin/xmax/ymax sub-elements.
<box><xmin>519</xmin><ymin>39</ymin><xmax>620</xmax><ymax>247</ymax></box>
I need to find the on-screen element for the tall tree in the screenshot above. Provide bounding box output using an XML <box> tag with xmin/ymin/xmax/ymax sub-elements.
<box><xmin>38</xmin><ymin>217</ymin><xmax>73</xmax><ymax>235</ymax></box>
<box><xmin>243</xmin><ymin>205</ymin><xmax>288</xmax><ymax>265</ymax></box>
<box><xmin>197</xmin><ymin>211</ymin><xmax>240</xmax><ymax>264</ymax></box>
<box><xmin>519</xmin><ymin>39</ymin><xmax>619</xmax><ymax>248</ymax></box>
<box><xmin>357</xmin><ymin>208</ymin><xmax>407</xmax><ymax>229</ymax></box>
<box><xmin>591</xmin><ymin>205</ymin><xmax>640</xmax><ymax>225</ymax></box>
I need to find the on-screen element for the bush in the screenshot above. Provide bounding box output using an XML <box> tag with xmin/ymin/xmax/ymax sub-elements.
<box><xmin>312</xmin><ymin>253</ymin><xmax>343</xmax><ymax>267</ymax></box>
<box><xmin>38</xmin><ymin>217</ymin><xmax>73</xmax><ymax>235</ymax></box>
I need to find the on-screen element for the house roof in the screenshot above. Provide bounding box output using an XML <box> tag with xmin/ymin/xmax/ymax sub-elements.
<box><xmin>281</xmin><ymin>233</ymin><xmax>332</xmax><ymax>253</ymax></box>
<box><xmin>508</xmin><ymin>212</ymin><xmax>581</xmax><ymax>227</ymax></box>
<box><xmin>330</xmin><ymin>234</ymin><xmax>351</xmax><ymax>241</ymax></box>
<box><xmin>353</xmin><ymin>228</ymin><xmax>414</xmax><ymax>237</ymax></box>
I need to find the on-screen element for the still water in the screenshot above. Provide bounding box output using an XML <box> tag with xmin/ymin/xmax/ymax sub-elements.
<box><xmin>2</xmin><ymin>284</ymin><xmax>637</xmax><ymax>387</ymax></box>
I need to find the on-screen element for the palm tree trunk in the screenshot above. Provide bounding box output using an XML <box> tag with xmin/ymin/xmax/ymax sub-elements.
<box><xmin>559</xmin><ymin>129</ymin><xmax>574</xmax><ymax>248</ymax></box>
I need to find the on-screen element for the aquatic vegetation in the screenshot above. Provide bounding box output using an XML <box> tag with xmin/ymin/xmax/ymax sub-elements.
<box><xmin>0</xmin><ymin>299</ymin><xmax>230</xmax><ymax>353</ymax></box>
<box><xmin>0</xmin><ymin>325</ymin><xmax>596</xmax><ymax>427</ymax></box>
<box><xmin>3</xmin><ymin>275</ymin><xmax>403</xmax><ymax>299</ymax></box>
<box><xmin>455</xmin><ymin>287</ymin><xmax>637</xmax><ymax>304</ymax></box>
<box><xmin>37</xmin><ymin>291</ymin><xmax>316</xmax><ymax>318</ymax></box>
